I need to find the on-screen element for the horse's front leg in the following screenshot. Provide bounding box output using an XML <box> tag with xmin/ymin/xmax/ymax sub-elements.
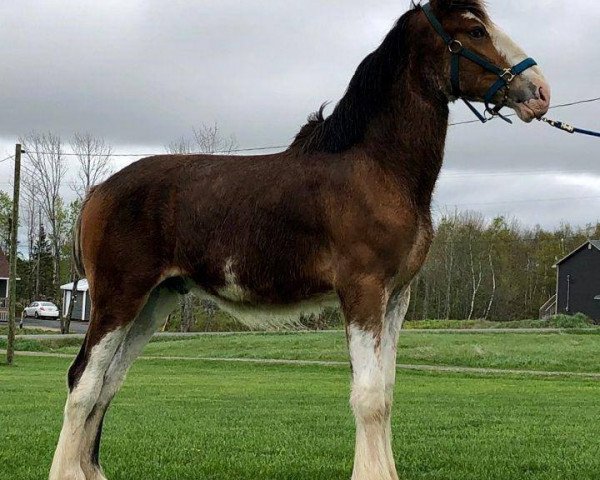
<box><xmin>340</xmin><ymin>278</ymin><xmax>405</xmax><ymax>480</ymax></box>
<box><xmin>381</xmin><ymin>286</ymin><xmax>411</xmax><ymax>478</ymax></box>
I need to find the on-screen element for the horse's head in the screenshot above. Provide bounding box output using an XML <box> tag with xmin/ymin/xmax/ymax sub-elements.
<box><xmin>418</xmin><ymin>0</ymin><xmax>551</xmax><ymax>122</ymax></box>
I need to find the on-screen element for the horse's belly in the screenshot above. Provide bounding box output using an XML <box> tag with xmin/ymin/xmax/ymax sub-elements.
<box><xmin>188</xmin><ymin>282</ymin><xmax>339</xmax><ymax>330</ymax></box>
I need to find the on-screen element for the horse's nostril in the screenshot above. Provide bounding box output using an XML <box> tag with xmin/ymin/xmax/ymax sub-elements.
<box><xmin>538</xmin><ymin>85</ymin><xmax>551</xmax><ymax>106</ymax></box>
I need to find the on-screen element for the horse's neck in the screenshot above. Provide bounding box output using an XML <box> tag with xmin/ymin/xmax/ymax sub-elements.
<box><xmin>363</xmin><ymin>85</ymin><xmax>449</xmax><ymax>209</ymax></box>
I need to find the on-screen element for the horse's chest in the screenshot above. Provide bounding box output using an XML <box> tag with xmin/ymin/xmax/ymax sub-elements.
<box><xmin>388</xmin><ymin>219</ymin><xmax>433</xmax><ymax>287</ymax></box>
<box><xmin>406</xmin><ymin>221</ymin><xmax>433</xmax><ymax>274</ymax></box>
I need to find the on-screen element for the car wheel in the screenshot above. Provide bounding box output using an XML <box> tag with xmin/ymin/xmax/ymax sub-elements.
<box><xmin>34</xmin><ymin>311</ymin><xmax>39</xmax><ymax>319</ymax></box>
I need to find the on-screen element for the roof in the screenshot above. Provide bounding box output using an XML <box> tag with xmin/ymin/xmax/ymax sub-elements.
<box><xmin>554</xmin><ymin>240</ymin><xmax>600</xmax><ymax>267</ymax></box>
<box><xmin>60</xmin><ymin>279</ymin><xmax>89</xmax><ymax>292</ymax></box>
<box><xmin>0</xmin><ymin>248</ymin><xmax>9</xmax><ymax>278</ymax></box>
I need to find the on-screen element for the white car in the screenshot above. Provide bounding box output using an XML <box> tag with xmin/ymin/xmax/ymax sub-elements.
<box><xmin>23</xmin><ymin>301</ymin><xmax>60</xmax><ymax>319</ymax></box>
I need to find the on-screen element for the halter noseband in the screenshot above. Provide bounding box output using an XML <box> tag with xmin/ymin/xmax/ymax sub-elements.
<box><xmin>422</xmin><ymin>2</ymin><xmax>537</xmax><ymax>124</ymax></box>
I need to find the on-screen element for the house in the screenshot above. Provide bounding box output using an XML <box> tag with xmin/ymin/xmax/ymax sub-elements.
<box><xmin>60</xmin><ymin>279</ymin><xmax>91</xmax><ymax>321</ymax></box>
<box><xmin>543</xmin><ymin>240</ymin><xmax>600</xmax><ymax>321</ymax></box>
<box><xmin>0</xmin><ymin>248</ymin><xmax>10</xmax><ymax>309</ymax></box>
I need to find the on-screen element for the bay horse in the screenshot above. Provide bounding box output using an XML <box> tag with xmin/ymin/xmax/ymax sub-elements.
<box><xmin>50</xmin><ymin>1</ymin><xmax>550</xmax><ymax>479</ymax></box>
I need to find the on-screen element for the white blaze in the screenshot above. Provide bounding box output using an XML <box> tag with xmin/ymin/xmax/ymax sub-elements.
<box><xmin>462</xmin><ymin>12</ymin><xmax>544</xmax><ymax>84</ymax></box>
<box><xmin>488</xmin><ymin>24</ymin><xmax>544</xmax><ymax>83</ymax></box>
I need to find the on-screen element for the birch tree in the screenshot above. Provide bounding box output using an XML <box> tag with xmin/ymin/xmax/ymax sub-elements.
<box><xmin>70</xmin><ymin>132</ymin><xmax>113</xmax><ymax>199</ymax></box>
<box><xmin>64</xmin><ymin>133</ymin><xmax>113</xmax><ymax>329</ymax></box>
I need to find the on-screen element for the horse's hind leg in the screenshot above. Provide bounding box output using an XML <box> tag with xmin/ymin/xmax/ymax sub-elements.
<box><xmin>50</xmin><ymin>314</ymin><xmax>133</xmax><ymax>480</ymax></box>
<box><xmin>49</xmin><ymin>275</ymin><xmax>164</xmax><ymax>480</ymax></box>
<box><xmin>79</xmin><ymin>282</ymin><xmax>180</xmax><ymax>480</ymax></box>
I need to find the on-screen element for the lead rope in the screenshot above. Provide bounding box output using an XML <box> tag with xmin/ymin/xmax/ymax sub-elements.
<box><xmin>539</xmin><ymin>117</ymin><xmax>600</xmax><ymax>138</ymax></box>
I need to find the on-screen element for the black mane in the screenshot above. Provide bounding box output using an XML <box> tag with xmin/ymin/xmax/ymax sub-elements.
<box><xmin>290</xmin><ymin>0</ymin><xmax>489</xmax><ymax>154</ymax></box>
<box><xmin>290</xmin><ymin>10</ymin><xmax>416</xmax><ymax>154</ymax></box>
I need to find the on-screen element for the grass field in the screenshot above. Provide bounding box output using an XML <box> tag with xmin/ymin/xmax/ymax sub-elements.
<box><xmin>2</xmin><ymin>332</ymin><xmax>600</xmax><ymax>479</ymax></box>
<box><xmin>5</xmin><ymin>330</ymin><xmax>600</xmax><ymax>373</ymax></box>
<box><xmin>0</xmin><ymin>326</ymin><xmax>59</xmax><ymax>336</ymax></box>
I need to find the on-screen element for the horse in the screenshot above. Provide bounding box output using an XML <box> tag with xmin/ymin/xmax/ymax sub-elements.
<box><xmin>50</xmin><ymin>1</ymin><xmax>550</xmax><ymax>479</ymax></box>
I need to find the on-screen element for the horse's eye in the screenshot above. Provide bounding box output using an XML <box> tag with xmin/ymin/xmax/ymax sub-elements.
<box><xmin>469</xmin><ymin>27</ymin><xmax>486</xmax><ymax>39</ymax></box>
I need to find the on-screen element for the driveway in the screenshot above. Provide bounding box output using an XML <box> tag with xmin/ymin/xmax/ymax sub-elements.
<box><xmin>20</xmin><ymin>317</ymin><xmax>89</xmax><ymax>334</ymax></box>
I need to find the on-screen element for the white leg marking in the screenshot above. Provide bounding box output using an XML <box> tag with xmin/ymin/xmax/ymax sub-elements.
<box><xmin>349</xmin><ymin>324</ymin><xmax>396</xmax><ymax>480</ymax></box>
<box><xmin>79</xmin><ymin>287</ymin><xmax>179</xmax><ymax>480</ymax></box>
<box><xmin>50</xmin><ymin>329</ymin><xmax>126</xmax><ymax>480</ymax></box>
<box><xmin>381</xmin><ymin>286</ymin><xmax>411</xmax><ymax>480</ymax></box>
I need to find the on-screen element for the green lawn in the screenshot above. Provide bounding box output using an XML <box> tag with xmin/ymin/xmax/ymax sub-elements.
<box><xmin>1</xmin><ymin>355</ymin><xmax>600</xmax><ymax>480</ymax></box>
<box><xmin>0</xmin><ymin>326</ymin><xmax>59</xmax><ymax>336</ymax></box>
<box><xmin>142</xmin><ymin>331</ymin><xmax>600</xmax><ymax>373</ymax></box>
<box><xmin>9</xmin><ymin>330</ymin><xmax>600</xmax><ymax>374</ymax></box>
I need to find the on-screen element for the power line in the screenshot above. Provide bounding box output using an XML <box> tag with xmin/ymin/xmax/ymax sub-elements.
<box><xmin>448</xmin><ymin>96</ymin><xmax>600</xmax><ymax>127</ymax></box>
<box><xmin>8</xmin><ymin>166</ymin><xmax>593</xmax><ymax>184</ymax></box>
<box><xmin>0</xmin><ymin>93</ymin><xmax>597</xmax><ymax>191</ymax></box>
<box><xmin>21</xmin><ymin>144</ymin><xmax>288</xmax><ymax>158</ymax></box>
<box><xmin>14</xmin><ymin>95</ymin><xmax>600</xmax><ymax>158</ymax></box>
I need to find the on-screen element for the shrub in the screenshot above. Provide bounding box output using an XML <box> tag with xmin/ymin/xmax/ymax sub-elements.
<box><xmin>548</xmin><ymin>313</ymin><xmax>593</xmax><ymax>329</ymax></box>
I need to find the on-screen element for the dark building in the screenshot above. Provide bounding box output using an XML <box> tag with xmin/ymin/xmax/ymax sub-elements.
<box><xmin>553</xmin><ymin>240</ymin><xmax>600</xmax><ymax>321</ymax></box>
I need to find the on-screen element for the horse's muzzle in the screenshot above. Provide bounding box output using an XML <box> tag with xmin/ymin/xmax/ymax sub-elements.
<box><xmin>510</xmin><ymin>78</ymin><xmax>551</xmax><ymax>122</ymax></box>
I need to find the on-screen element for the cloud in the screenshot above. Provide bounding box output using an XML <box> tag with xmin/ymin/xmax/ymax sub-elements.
<box><xmin>0</xmin><ymin>0</ymin><xmax>598</xmax><ymax>229</ymax></box>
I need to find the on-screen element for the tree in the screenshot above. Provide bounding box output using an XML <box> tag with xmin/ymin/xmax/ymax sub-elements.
<box><xmin>167</xmin><ymin>122</ymin><xmax>237</xmax><ymax>155</ymax></box>
<box><xmin>0</xmin><ymin>191</ymin><xmax>12</xmax><ymax>253</ymax></box>
<box><xmin>70</xmin><ymin>132</ymin><xmax>113</xmax><ymax>199</ymax></box>
<box><xmin>30</xmin><ymin>227</ymin><xmax>54</xmax><ymax>301</ymax></box>
<box><xmin>20</xmin><ymin>132</ymin><xmax>67</xmax><ymax>330</ymax></box>
<box><xmin>62</xmin><ymin>133</ymin><xmax>113</xmax><ymax>330</ymax></box>
<box><xmin>60</xmin><ymin>199</ymin><xmax>82</xmax><ymax>333</ymax></box>
<box><xmin>405</xmin><ymin>213</ymin><xmax>598</xmax><ymax>323</ymax></box>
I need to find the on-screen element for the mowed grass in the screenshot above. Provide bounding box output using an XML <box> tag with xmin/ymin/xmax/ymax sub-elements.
<box><xmin>14</xmin><ymin>330</ymin><xmax>600</xmax><ymax>374</ymax></box>
<box><xmin>2</xmin><ymin>355</ymin><xmax>600</xmax><ymax>480</ymax></box>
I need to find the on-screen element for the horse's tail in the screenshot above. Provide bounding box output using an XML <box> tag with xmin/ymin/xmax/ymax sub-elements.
<box><xmin>72</xmin><ymin>188</ymin><xmax>96</xmax><ymax>277</ymax></box>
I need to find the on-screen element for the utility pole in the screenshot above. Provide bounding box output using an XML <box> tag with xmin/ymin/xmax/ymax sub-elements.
<box><xmin>7</xmin><ymin>144</ymin><xmax>22</xmax><ymax>365</ymax></box>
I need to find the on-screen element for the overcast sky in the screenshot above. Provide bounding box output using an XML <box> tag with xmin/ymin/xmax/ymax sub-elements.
<box><xmin>0</xmin><ymin>0</ymin><xmax>599</xmax><ymax>230</ymax></box>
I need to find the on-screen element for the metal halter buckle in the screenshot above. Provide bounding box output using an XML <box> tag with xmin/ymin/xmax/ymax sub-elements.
<box><xmin>501</xmin><ymin>68</ymin><xmax>515</xmax><ymax>83</ymax></box>
<box><xmin>483</xmin><ymin>108</ymin><xmax>496</xmax><ymax>121</ymax></box>
<box><xmin>448</xmin><ymin>40</ymin><xmax>463</xmax><ymax>54</ymax></box>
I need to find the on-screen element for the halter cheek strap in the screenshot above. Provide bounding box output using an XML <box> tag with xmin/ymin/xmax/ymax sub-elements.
<box><xmin>422</xmin><ymin>3</ymin><xmax>537</xmax><ymax>124</ymax></box>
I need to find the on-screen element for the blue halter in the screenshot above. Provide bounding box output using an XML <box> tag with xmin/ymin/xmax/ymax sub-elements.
<box><xmin>422</xmin><ymin>3</ymin><xmax>537</xmax><ymax>124</ymax></box>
